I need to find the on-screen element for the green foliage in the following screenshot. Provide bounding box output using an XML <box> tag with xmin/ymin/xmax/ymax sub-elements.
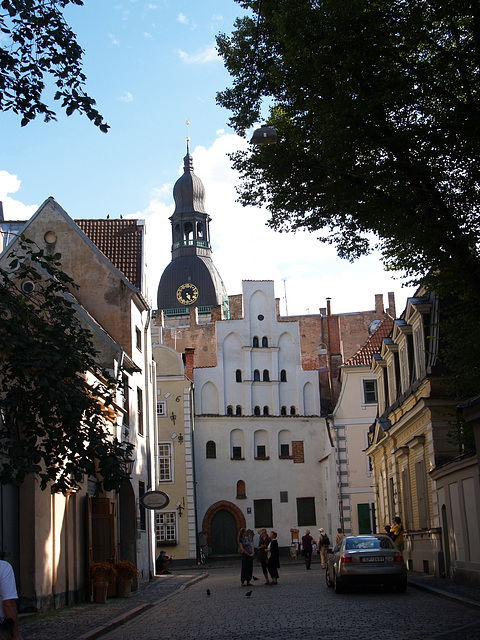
<box><xmin>0</xmin><ymin>0</ymin><xmax>109</xmax><ymax>131</ymax></box>
<box><xmin>0</xmin><ymin>237</ymin><xmax>132</xmax><ymax>494</ymax></box>
<box><xmin>217</xmin><ymin>0</ymin><xmax>480</xmax><ymax>301</ymax></box>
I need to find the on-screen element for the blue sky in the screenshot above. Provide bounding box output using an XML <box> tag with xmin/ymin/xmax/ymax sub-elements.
<box><xmin>0</xmin><ymin>0</ymin><xmax>416</xmax><ymax>316</ymax></box>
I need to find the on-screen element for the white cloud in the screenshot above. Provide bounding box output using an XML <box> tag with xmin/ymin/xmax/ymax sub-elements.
<box><xmin>109</xmin><ymin>33</ymin><xmax>120</xmax><ymax>47</ymax></box>
<box><xmin>118</xmin><ymin>91</ymin><xmax>134</xmax><ymax>102</ymax></box>
<box><xmin>139</xmin><ymin>133</ymin><xmax>416</xmax><ymax>316</ymax></box>
<box><xmin>177</xmin><ymin>45</ymin><xmax>220</xmax><ymax>64</ymax></box>
<box><xmin>143</xmin><ymin>32</ymin><xmax>154</xmax><ymax>40</ymax></box>
<box><xmin>0</xmin><ymin>170</ymin><xmax>38</xmax><ymax>220</ymax></box>
<box><xmin>177</xmin><ymin>12</ymin><xmax>188</xmax><ymax>24</ymax></box>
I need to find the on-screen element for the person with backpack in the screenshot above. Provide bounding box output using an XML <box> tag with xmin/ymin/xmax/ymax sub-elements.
<box><xmin>317</xmin><ymin>528</ymin><xmax>331</xmax><ymax>569</ymax></box>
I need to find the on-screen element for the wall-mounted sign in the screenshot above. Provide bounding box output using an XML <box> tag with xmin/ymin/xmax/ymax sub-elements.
<box><xmin>140</xmin><ymin>490</ymin><xmax>170</xmax><ymax>510</ymax></box>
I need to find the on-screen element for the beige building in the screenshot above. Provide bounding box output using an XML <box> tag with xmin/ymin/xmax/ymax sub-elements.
<box><xmin>329</xmin><ymin>313</ymin><xmax>394</xmax><ymax>534</ymax></box>
<box><xmin>0</xmin><ymin>198</ymin><xmax>156</xmax><ymax>611</ymax></box>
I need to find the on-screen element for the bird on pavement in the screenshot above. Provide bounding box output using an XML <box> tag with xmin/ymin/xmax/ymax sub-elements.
<box><xmin>245</xmin><ymin>590</ymin><xmax>252</xmax><ymax>597</ymax></box>
<box><xmin>252</xmin><ymin>576</ymin><xmax>259</xmax><ymax>581</ymax></box>
<box><xmin>206</xmin><ymin>589</ymin><xmax>211</xmax><ymax>596</ymax></box>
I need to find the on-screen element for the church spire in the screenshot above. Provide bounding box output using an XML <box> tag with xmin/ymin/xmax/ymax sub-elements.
<box><xmin>156</xmin><ymin>139</ymin><xmax>228</xmax><ymax>318</ymax></box>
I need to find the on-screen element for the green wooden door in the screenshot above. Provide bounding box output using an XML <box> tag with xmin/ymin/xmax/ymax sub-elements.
<box><xmin>357</xmin><ymin>503</ymin><xmax>372</xmax><ymax>534</ymax></box>
<box><xmin>211</xmin><ymin>510</ymin><xmax>238</xmax><ymax>555</ymax></box>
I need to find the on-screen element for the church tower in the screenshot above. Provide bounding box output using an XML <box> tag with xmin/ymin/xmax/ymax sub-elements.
<box><xmin>157</xmin><ymin>141</ymin><xmax>229</xmax><ymax>318</ymax></box>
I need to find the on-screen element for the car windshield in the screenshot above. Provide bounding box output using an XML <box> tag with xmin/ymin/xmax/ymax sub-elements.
<box><xmin>345</xmin><ymin>537</ymin><xmax>394</xmax><ymax>550</ymax></box>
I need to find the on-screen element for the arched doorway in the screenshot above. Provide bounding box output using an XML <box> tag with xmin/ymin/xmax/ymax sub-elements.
<box><xmin>211</xmin><ymin>510</ymin><xmax>238</xmax><ymax>555</ymax></box>
<box><xmin>202</xmin><ymin>500</ymin><xmax>245</xmax><ymax>556</ymax></box>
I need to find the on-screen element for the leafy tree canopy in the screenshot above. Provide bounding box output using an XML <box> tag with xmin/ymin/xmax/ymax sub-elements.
<box><xmin>0</xmin><ymin>238</ymin><xmax>132</xmax><ymax>494</ymax></box>
<box><xmin>0</xmin><ymin>0</ymin><xmax>108</xmax><ymax>131</ymax></box>
<box><xmin>216</xmin><ymin>0</ymin><xmax>480</xmax><ymax>303</ymax></box>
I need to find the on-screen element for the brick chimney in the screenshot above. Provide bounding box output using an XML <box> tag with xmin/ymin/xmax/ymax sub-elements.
<box><xmin>184</xmin><ymin>348</ymin><xmax>195</xmax><ymax>381</ymax></box>
<box><xmin>387</xmin><ymin>292</ymin><xmax>396</xmax><ymax>318</ymax></box>
<box><xmin>375</xmin><ymin>294</ymin><xmax>384</xmax><ymax>314</ymax></box>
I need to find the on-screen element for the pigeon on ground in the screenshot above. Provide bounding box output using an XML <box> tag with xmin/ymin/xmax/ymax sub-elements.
<box><xmin>206</xmin><ymin>589</ymin><xmax>211</xmax><ymax>596</ymax></box>
<box><xmin>252</xmin><ymin>576</ymin><xmax>259</xmax><ymax>581</ymax></box>
<box><xmin>245</xmin><ymin>590</ymin><xmax>252</xmax><ymax>597</ymax></box>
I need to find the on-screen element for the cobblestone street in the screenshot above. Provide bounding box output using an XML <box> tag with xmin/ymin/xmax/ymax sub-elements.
<box><xmin>93</xmin><ymin>566</ymin><xmax>480</xmax><ymax>640</ymax></box>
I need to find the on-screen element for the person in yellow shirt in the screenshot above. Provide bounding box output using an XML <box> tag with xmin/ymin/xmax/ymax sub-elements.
<box><xmin>391</xmin><ymin>517</ymin><xmax>404</xmax><ymax>553</ymax></box>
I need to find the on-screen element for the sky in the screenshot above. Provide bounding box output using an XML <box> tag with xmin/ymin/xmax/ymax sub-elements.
<box><xmin>0</xmin><ymin>0</ymin><xmax>416</xmax><ymax>317</ymax></box>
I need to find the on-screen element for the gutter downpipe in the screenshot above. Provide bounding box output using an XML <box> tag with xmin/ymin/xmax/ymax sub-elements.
<box><xmin>327</xmin><ymin>413</ymin><xmax>344</xmax><ymax>533</ymax></box>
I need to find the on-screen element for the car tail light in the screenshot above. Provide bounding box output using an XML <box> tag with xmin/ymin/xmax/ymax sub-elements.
<box><xmin>394</xmin><ymin>552</ymin><xmax>403</xmax><ymax>562</ymax></box>
<box><xmin>340</xmin><ymin>554</ymin><xmax>352</xmax><ymax>563</ymax></box>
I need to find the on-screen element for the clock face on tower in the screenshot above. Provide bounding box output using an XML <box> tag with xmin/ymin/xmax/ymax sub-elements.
<box><xmin>176</xmin><ymin>283</ymin><xmax>199</xmax><ymax>305</ymax></box>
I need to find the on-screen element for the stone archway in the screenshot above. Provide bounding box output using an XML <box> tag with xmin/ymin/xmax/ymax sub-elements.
<box><xmin>202</xmin><ymin>500</ymin><xmax>246</xmax><ymax>556</ymax></box>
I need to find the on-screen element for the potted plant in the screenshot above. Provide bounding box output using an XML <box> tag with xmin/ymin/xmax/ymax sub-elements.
<box><xmin>114</xmin><ymin>560</ymin><xmax>138</xmax><ymax>598</ymax></box>
<box><xmin>90</xmin><ymin>562</ymin><xmax>117</xmax><ymax>603</ymax></box>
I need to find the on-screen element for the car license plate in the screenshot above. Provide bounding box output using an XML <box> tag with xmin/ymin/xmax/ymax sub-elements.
<box><xmin>361</xmin><ymin>556</ymin><xmax>385</xmax><ymax>563</ymax></box>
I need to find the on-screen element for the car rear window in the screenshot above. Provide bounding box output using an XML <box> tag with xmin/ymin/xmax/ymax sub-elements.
<box><xmin>344</xmin><ymin>537</ymin><xmax>394</xmax><ymax>550</ymax></box>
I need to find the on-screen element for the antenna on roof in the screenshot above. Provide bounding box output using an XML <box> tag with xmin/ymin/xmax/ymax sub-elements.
<box><xmin>282</xmin><ymin>278</ymin><xmax>288</xmax><ymax>316</ymax></box>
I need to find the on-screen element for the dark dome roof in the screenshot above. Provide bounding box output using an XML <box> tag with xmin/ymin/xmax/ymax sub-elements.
<box><xmin>173</xmin><ymin>145</ymin><xmax>206</xmax><ymax>214</ymax></box>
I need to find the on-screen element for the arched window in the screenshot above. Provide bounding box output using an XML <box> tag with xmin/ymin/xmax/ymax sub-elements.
<box><xmin>231</xmin><ymin>429</ymin><xmax>244</xmax><ymax>459</ymax></box>
<box><xmin>254</xmin><ymin>406</ymin><xmax>261</xmax><ymax>416</ymax></box>
<box><xmin>281</xmin><ymin>406</ymin><xmax>287</xmax><ymax>416</ymax></box>
<box><xmin>279</xmin><ymin>429</ymin><xmax>292</xmax><ymax>458</ymax></box>
<box><xmin>263</xmin><ymin>406</ymin><xmax>269</xmax><ymax>416</ymax></box>
<box><xmin>263</xmin><ymin>369</ymin><xmax>270</xmax><ymax>382</ymax></box>
<box><xmin>253</xmin><ymin>336</ymin><xmax>259</xmax><ymax>348</ymax></box>
<box><xmin>227</xmin><ymin>405</ymin><xmax>233</xmax><ymax>415</ymax></box>
<box><xmin>236</xmin><ymin>369</ymin><xmax>242</xmax><ymax>382</ymax></box>
<box><xmin>254</xmin><ymin>369</ymin><xmax>260</xmax><ymax>381</ymax></box>
<box><xmin>290</xmin><ymin>405</ymin><xmax>296</xmax><ymax>416</ymax></box>
<box><xmin>236</xmin><ymin>405</ymin><xmax>242</xmax><ymax>416</ymax></box>
<box><xmin>236</xmin><ymin>480</ymin><xmax>246</xmax><ymax>499</ymax></box>
<box><xmin>262</xmin><ymin>336</ymin><xmax>268</xmax><ymax>347</ymax></box>
<box><xmin>206</xmin><ymin>440</ymin><xmax>216</xmax><ymax>458</ymax></box>
<box><xmin>280</xmin><ymin>369</ymin><xmax>287</xmax><ymax>382</ymax></box>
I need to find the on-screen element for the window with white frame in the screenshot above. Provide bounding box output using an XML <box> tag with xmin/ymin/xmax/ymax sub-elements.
<box><xmin>155</xmin><ymin>511</ymin><xmax>177</xmax><ymax>543</ymax></box>
<box><xmin>158</xmin><ymin>442</ymin><xmax>173</xmax><ymax>481</ymax></box>
<box><xmin>157</xmin><ymin>400</ymin><xmax>167</xmax><ymax>417</ymax></box>
<box><xmin>362</xmin><ymin>379</ymin><xmax>378</xmax><ymax>404</ymax></box>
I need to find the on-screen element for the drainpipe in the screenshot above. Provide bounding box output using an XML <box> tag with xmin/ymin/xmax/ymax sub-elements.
<box><xmin>326</xmin><ymin>414</ymin><xmax>344</xmax><ymax>533</ymax></box>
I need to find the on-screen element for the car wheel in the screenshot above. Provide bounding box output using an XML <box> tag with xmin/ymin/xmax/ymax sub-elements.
<box><xmin>325</xmin><ymin>566</ymin><xmax>333</xmax><ymax>588</ymax></box>
<box><xmin>334</xmin><ymin>570</ymin><xmax>345</xmax><ymax>594</ymax></box>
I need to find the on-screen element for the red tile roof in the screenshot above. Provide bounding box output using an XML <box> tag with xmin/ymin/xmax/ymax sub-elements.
<box><xmin>343</xmin><ymin>314</ymin><xmax>394</xmax><ymax>367</ymax></box>
<box><xmin>76</xmin><ymin>219</ymin><xmax>143</xmax><ymax>291</ymax></box>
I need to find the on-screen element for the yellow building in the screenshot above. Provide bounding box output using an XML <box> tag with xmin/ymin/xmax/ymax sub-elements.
<box><xmin>366</xmin><ymin>291</ymin><xmax>459</xmax><ymax>576</ymax></box>
<box><xmin>151</xmin><ymin>335</ymin><xmax>197</xmax><ymax>565</ymax></box>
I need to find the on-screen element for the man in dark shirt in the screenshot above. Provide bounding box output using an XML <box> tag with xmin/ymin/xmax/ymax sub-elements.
<box><xmin>301</xmin><ymin>529</ymin><xmax>315</xmax><ymax>570</ymax></box>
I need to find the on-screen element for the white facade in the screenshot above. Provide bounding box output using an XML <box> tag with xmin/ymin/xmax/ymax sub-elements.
<box><xmin>193</xmin><ymin>281</ymin><xmax>335</xmax><ymax>553</ymax></box>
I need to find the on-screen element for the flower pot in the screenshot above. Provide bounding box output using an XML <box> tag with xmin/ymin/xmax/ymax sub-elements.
<box><xmin>93</xmin><ymin>581</ymin><xmax>109</xmax><ymax>604</ymax></box>
<box><xmin>116</xmin><ymin>577</ymin><xmax>132</xmax><ymax>598</ymax></box>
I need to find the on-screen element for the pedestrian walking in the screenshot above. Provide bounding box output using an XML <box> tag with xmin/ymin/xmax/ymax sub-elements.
<box><xmin>317</xmin><ymin>528</ymin><xmax>330</xmax><ymax>569</ymax></box>
<box><xmin>301</xmin><ymin>529</ymin><xmax>314</xmax><ymax>570</ymax></box>
<box><xmin>335</xmin><ymin>528</ymin><xmax>345</xmax><ymax>545</ymax></box>
<box><xmin>238</xmin><ymin>528</ymin><xmax>254</xmax><ymax>587</ymax></box>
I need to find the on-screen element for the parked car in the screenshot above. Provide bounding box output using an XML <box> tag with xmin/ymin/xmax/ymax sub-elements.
<box><xmin>325</xmin><ymin>534</ymin><xmax>407</xmax><ymax>593</ymax></box>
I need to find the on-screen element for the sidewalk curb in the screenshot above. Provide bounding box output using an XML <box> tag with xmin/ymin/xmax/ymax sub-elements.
<box><xmin>408</xmin><ymin>580</ymin><xmax>480</xmax><ymax>611</ymax></box>
<box><xmin>78</xmin><ymin>573</ymin><xmax>208</xmax><ymax>640</ymax></box>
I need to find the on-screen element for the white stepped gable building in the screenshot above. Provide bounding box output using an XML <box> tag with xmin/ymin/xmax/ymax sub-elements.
<box><xmin>193</xmin><ymin>280</ymin><xmax>337</xmax><ymax>555</ymax></box>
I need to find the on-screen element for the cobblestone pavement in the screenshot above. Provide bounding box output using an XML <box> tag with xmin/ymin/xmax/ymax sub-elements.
<box><xmin>19</xmin><ymin>559</ymin><xmax>480</xmax><ymax>640</ymax></box>
<box><xmin>19</xmin><ymin>570</ymin><xmax>206</xmax><ymax>640</ymax></box>
<box><xmin>95</xmin><ymin>566</ymin><xmax>480</xmax><ymax>640</ymax></box>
